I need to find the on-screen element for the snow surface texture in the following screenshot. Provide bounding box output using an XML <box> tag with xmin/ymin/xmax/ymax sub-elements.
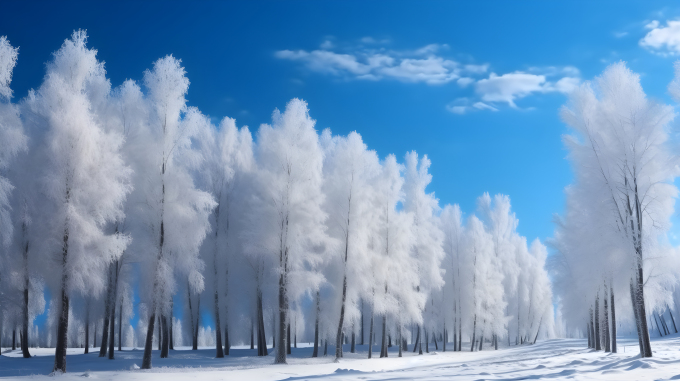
<box><xmin>4</xmin><ymin>337</ymin><xmax>680</xmax><ymax>380</ymax></box>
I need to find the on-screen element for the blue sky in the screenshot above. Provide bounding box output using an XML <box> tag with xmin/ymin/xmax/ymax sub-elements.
<box><xmin>4</xmin><ymin>1</ymin><xmax>680</xmax><ymax>329</ymax></box>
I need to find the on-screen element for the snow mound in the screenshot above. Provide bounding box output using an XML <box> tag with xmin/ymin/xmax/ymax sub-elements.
<box><xmin>130</xmin><ymin>364</ymin><xmax>140</xmax><ymax>370</ymax></box>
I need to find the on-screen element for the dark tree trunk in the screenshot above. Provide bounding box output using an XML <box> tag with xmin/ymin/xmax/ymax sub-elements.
<box><xmin>108</xmin><ymin>297</ymin><xmax>116</xmax><ymax>359</ymax></box>
<box><xmin>443</xmin><ymin>328</ymin><xmax>447</xmax><ymax>352</ymax></box>
<box><xmin>532</xmin><ymin>317</ymin><xmax>543</xmax><ymax>344</ymax></box>
<box><xmin>654</xmin><ymin>313</ymin><xmax>663</xmax><ymax>337</ymax></box>
<box><xmin>250</xmin><ymin>320</ymin><xmax>254</xmax><ymax>350</ymax></box>
<box><xmin>169</xmin><ymin>299</ymin><xmax>174</xmax><ymax>351</ymax></box>
<box><xmin>12</xmin><ymin>329</ymin><xmax>16</xmax><ymax>350</ymax></box>
<box><xmin>108</xmin><ymin>259</ymin><xmax>119</xmax><ymax>359</ymax></box>
<box><xmin>668</xmin><ymin>305</ymin><xmax>678</xmax><ymax>333</ymax></box>
<box><xmin>256</xmin><ymin>289</ymin><xmax>267</xmax><ymax>356</ymax></box>
<box><xmin>611</xmin><ymin>286</ymin><xmax>617</xmax><ymax>353</ymax></box>
<box><xmin>368</xmin><ymin>309</ymin><xmax>374</xmax><ymax>359</ymax></box>
<box><xmin>53</xmin><ymin>285</ymin><xmax>70</xmax><ymax>372</ymax></box>
<box><xmin>21</xmin><ymin>236</ymin><xmax>31</xmax><ymax>358</ymax></box>
<box><xmin>595</xmin><ymin>295</ymin><xmax>601</xmax><ymax>350</ymax></box>
<box><xmin>99</xmin><ymin>265</ymin><xmax>113</xmax><ymax>357</ymax></box>
<box><xmin>84</xmin><ymin>304</ymin><xmax>90</xmax><ymax>354</ymax></box>
<box><xmin>312</xmin><ymin>291</ymin><xmax>319</xmax><ymax>358</ymax></box>
<box><xmin>425</xmin><ymin>328</ymin><xmax>429</xmax><ymax>353</ymax></box>
<box><xmin>458</xmin><ymin>317</ymin><xmax>462</xmax><ymax>352</ymax></box>
<box><xmin>161</xmin><ymin>315</ymin><xmax>169</xmax><ymax>358</ymax></box>
<box><xmin>587</xmin><ymin>322</ymin><xmax>592</xmax><ymax>348</ymax></box>
<box><xmin>286</xmin><ymin>322</ymin><xmax>291</xmax><ymax>355</ymax></box>
<box><xmin>193</xmin><ymin>298</ymin><xmax>200</xmax><ymax>351</ymax></box>
<box><xmin>141</xmin><ymin>313</ymin><xmax>155</xmax><ymax>370</ymax></box>
<box><xmin>412</xmin><ymin>326</ymin><xmax>420</xmax><ymax>353</ymax></box>
<box><xmin>324</xmin><ymin>339</ymin><xmax>328</xmax><ymax>356</ymax></box>
<box><xmin>53</xmin><ymin>225</ymin><xmax>70</xmax><ymax>373</ymax></box>
<box><xmin>118</xmin><ymin>306</ymin><xmax>122</xmax><ymax>351</ymax></box>
<box><xmin>214</xmin><ymin>290</ymin><xmax>223</xmax><ymax>357</ymax></box>
<box><xmin>360</xmin><ymin>300</ymin><xmax>364</xmax><ymax>346</ymax></box>
<box><xmin>433</xmin><ymin>331</ymin><xmax>438</xmax><ymax>350</ymax></box>
<box><xmin>157</xmin><ymin>315</ymin><xmax>161</xmax><ymax>351</ymax></box>
<box><xmin>470</xmin><ymin>315</ymin><xmax>477</xmax><ymax>352</ymax></box>
<box><xmin>630</xmin><ymin>281</ymin><xmax>644</xmax><ymax>356</ymax></box>
<box><xmin>351</xmin><ymin>331</ymin><xmax>356</xmax><ymax>353</ymax></box>
<box><xmin>398</xmin><ymin>325</ymin><xmax>402</xmax><ymax>357</ymax></box>
<box><xmin>224</xmin><ymin>323</ymin><xmax>230</xmax><ymax>355</ymax></box>
<box><xmin>22</xmin><ymin>284</ymin><xmax>31</xmax><ymax>358</ymax></box>
<box><xmin>380</xmin><ymin>315</ymin><xmax>387</xmax><ymax>358</ymax></box>
<box><xmin>94</xmin><ymin>321</ymin><xmax>97</xmax><ymax>348</ymax></box>
<box><xmin>336</xmin><ymin>226</ymin><xmax>350</xmax><ymax>360</ymax></box>
<box><xmin>275</xmin><ymin>267</ymin><xmax>287</xmax><ymax>364</ymax></box>
<box><xmin>604</xmin><ymin>287</ymin><xmax>610</xmax><ymax>352</ymax></box>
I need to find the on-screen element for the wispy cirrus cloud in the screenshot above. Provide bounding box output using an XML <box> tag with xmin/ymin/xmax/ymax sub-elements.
<box><xmin>275</xmin><ymin>41</ymin><xmax>485</xmax><ymax>85</ymax></box>
<box><xmin>275</xmin><ymin>38</ymin><xmax>580</xmax><ymax>115</ymax></box>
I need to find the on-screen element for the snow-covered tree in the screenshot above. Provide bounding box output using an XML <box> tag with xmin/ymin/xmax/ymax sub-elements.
<box><xmin>22</xmin><ymin>30</ymin><xmax>132</xmax><ymax>372</ymax></box>
<box><xmin>247</xmin><ymin>99</ymin><xmax>328</xmax><ymax>364</ymax></box>
<box><xmin>138</xmin><ymin>56</ymin><xmax>216</xmax><ymax>369</ymax></box>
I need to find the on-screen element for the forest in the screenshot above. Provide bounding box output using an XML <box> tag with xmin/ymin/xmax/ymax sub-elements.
<box><xmin>0</xmin><ymin>29</ymin><xmax>678</xmax><ymax>377</ymax></box>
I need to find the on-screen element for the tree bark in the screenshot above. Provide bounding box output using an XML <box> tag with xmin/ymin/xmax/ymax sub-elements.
<box><xmin>214</xmin><ymin>285</ymin><xmax>224</xmax><ymax>357</ymax></box>
<box><xmin>470</xmin><ymin>315</ymin><xmax>477</xmax><ymax>352</ymax></box>
<box><xmin>256</xmin><ymin>288</ymin><xmax>268</xmax><ymax>356</ymax></box>
<box><xmin>368</xmin><ymin>309</ymin><xmax>374</xmax><ymax>359</ymax></box>
<box><xmin>630</xmin><ymin>281</ymin><xmax>644</xmax><ymax>355</ymax></box>
<box><xmin>669</xmin><ymin>305</ymin><xmax>678</xmax><ymax>333</ymax></box>
<box><xmin>351</xmin><ymin>330</ymin><xmax>356</xmax><ymax>353</ymax></box>
<box><xmin>21</xmin><ymin>233</ymin><xmax>31</xmax><ymax>358</ymax></box>
<box><xmin>118</xmin><ymin>305</ymin><xmax>122</xmax><ymax>351</ymax></box>
<box><xmin>84</xmin><ymin>303</ymin><xmax>90</xmax><ymax>354</ymax></box>
<box><xmin>360</xmin><ymin>300</ymin><xmax>364</xmax><ymax>346</ymax></box>
<box><xmin>53</xmin><ymin>224</ymin><xmax>70</xmax><ymax>373</ymax></box>
<box><xmin>141</xmin><ymin>314</ymin><xmax>155</xmax><ymax>370</ymax></box>
<box><xmin>336</xmin><ymin>216</ymin><xmax>351</xmax><ymax>360</ymax></box>
<box><xmin>250</xmin><ymin>320</ymin><xmax>254</xmax><ymax>350</ymax></box>
<box><xmin>380</xmin><ymin>315</ymin><xmax>387</xmax><ymax>358</ymax></box>
<box><xmin>169</xmin><ymin>299</ymin><xmax>174</xmax><ymax>351</ymax></box>
<box><xmin>99</xmin><ymin>265</ymin><xmax>113</xmax><ymax>357</ymax></box>
<box><xmin>312</xmin><ymin>291</ymin><xmax>319</xmax><ymax>358</ymax></box>
<box><xmin>287</xmin><ymin>322</ymin><xmax>291</xmax><ymax>355</ymax></box>
<box><xmin>193</xmin><ymin>298</ymin><xmax>200</xmax><ymax>351</ymax></box>
<box><xmin>604</xmin><ymin>287</ymin><xmax>610</xmax><ymax>352</ymax></box>
<box><xmin>275</xmin><ymin>250</ymin><xmax>288</xmax><ymax>364</ymax></box>
<box><xmin>610</xmin><ymin>285</ymin><xmax>617</xmax><ymax>353</ymax></box>
<box><xmin>161</xmin><ymin>315</ymin><xmax>170</xmax><ymax>358</ymax></box>
<box><xmin>595</xmin><ymin>295</ymin><xmax>601</xmax><ymax>350</ymax></box>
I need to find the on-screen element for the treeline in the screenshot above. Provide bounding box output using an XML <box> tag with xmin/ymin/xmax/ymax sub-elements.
<box><xmin>0</xmin><ymin>31</ymin><xmax>553</xmax><ymax>373</ymax></box>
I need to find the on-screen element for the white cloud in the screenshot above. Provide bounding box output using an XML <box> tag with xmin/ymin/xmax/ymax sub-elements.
<box><xmin>614</xmin><ymin>31</ymin><xmax>629</xmax><ymax>38</ymax></box>
<box><xmin>473</xmin><ymin>102</ymin><xmax>498</xmax><ymax>112</ymax></box>
<box><xmin>474</xmin><ymin>71</ymin><xmax>579</xmax><ymax>108</ymax></box>
<box><xmin>640</xmin><ymin>20</ymin><xmax>680</xmax><ymax>55</ymax></box>
<box><xmin>646</xmin><ymin>20</ymin><xmax>660</xmax><ymax>30</ymax></box>
<box><xmin>447</xmin><ymin>105</ymin><xmax>468</xmax><ymax>114</ymax></box>
<box><xmin>276</xmin><ymin>39</ymin><xmax>579</xmax><ymax>114</ymax></box>
<box><xmin>276</xmin><ymin>42</ymin><xmax>485</xmax><ymax>85</ymax></box>
<box><xmin>360</xmin><ymin>36</ymin><xmax>390</xmax><ymax>44</ymax></box>
<box><xmin>457</xmin><ymin>77</ymin><xmax>475</xmax><ymax>87</ymax></box>
<box><xmin>475</xmin><ymin>72</ymin><xmax>545</xmax><ymax>108</ymax></box>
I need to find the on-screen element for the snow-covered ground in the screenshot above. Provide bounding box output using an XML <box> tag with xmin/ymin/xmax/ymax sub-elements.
<box><xmin>3</xmin><ymin>336</ymin><xmax>680</xmax><ymax>380</ymax></box>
